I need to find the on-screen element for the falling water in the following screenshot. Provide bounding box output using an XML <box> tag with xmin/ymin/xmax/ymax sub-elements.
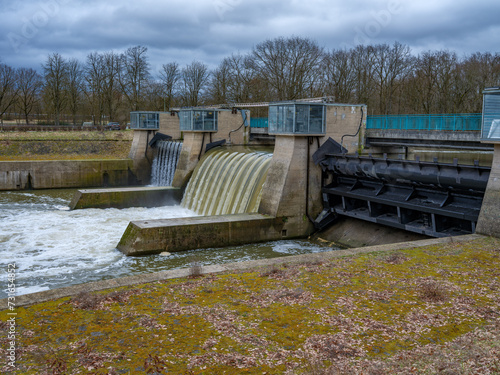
<box><xmin>182</xmin><ymin>148</ymin><xmax>272</xmax><ymax>216</ymax></box>
<box><xmin>150</xmin><ymin>141</ymin><xmax>182</xmax><ymax>186</ymax></box>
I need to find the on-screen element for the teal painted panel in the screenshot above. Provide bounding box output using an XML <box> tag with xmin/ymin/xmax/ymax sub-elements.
<box><xmin>250</xmin><ymin>117</ymin><xmax>269</xmax><ymax>128</ymax></box>
<box><xmin>366</xmin><ymin>114</ymin><xmax>482</xmax><ymax>131</ymax></box>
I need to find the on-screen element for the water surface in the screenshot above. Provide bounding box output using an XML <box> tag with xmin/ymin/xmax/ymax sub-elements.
<box><xmin>0</xmin><ymin>189</ymin><xmax>336</xmax><ymax>298</ymax></box>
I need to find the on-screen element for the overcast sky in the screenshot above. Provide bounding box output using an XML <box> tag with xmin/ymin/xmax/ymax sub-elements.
<box><xmin>1</xmin><ymin>0</ymin><xmax>499</xmax><ymax>74</ymax></box>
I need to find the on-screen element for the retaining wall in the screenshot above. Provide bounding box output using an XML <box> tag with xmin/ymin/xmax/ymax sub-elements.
<box><xmin>0</xmin><ymin>159</ymin><xmax>135</xmax><ymax>190</ymax></box>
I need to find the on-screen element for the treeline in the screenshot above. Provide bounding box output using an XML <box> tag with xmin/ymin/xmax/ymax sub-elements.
<box><xmin>1</xmin><ymin>37</ymin><xmax>499</xmax><ymax>125</ymax></box>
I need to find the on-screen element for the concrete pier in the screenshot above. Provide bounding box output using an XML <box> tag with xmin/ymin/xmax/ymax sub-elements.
<box><xmin>117</xmin><ymin>213</ymin><xmax>288</xmax><ymax>256</ymax></box>
<box><xmin>171</xmin><ymin>110</ymin><xmax>250</xmax><ymax>188</ymax></box>
<box><xmin>476</xmin><ymin>144</ymin><xmax>500</xmax><ymax>237</ymax></box>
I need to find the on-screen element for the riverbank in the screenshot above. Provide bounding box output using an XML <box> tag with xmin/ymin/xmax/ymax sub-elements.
<box><xmin>0</xmin><ymin>130</ymin><xmax>133</xmax><ymax>160</ymax></box>
<box><xmin>2</xmin><ymin>235</ymin><xmax>499</xmax><ymax>374</ymax></box>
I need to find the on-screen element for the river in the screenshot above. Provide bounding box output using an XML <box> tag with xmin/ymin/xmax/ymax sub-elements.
<box><xmin>0</xmin><ymin>189</ymin><xmax>335</xmax><ymax>298</ymax></box>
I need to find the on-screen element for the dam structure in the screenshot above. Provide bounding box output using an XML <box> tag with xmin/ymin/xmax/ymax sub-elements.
<box><xmin>116</xmin><ymin>100</ymin><xmax>367</xmax><ymax>255</ymax></box>
<box><xmin>68</xmin><ymin>94</ymin><xmax>499</xmax><ymax>255</ymax></box>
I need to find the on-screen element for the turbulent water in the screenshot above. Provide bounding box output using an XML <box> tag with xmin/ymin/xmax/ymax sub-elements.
<box><xmin>0</xmin><ymin>190</ymin><xmax>336</xmax><ymax>298</ymax></box>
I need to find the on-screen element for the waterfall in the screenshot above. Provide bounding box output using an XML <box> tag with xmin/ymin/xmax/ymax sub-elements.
<box><xmin>150</xmin><ymin>141</ymin><xmax>182</xmax><ymax>186</ymax></box>
<box><xmin>181</xmin><ymin>149</ymin><xmax>272</xmax><ymax>216</ymax></box>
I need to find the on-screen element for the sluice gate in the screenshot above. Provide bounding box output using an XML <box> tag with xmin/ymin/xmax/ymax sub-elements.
<box><xmin>315</xmin><ymin>153</ymin><xmax>491</xmax><ymax>237</ymax></box>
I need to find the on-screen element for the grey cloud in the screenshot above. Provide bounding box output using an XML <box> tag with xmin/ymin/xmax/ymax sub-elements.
<box><xmin>1</xmin><ymin>0</ymin><xmax>499</xmax><ymax>72</ymax></box>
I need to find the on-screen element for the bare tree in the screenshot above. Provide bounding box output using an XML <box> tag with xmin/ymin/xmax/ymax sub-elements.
<box><xmin>0</xmin><ymin>64</ymin><xmax>19</xmax><ymax>125</ymax></box>
<box><xmin>411</xmin><ymin>51</ymin><xmax>440</xmax><ymax>113</ymax></box>
<box><xmin>84</xmin><ymin>52</ymin><xmax>106</xmax><ymax>125</ymax></box>
<box><xmin>16</xmin><ymin>68</ymin><xmax>42</xmax><ymax>125</ymax></box>
<box><xmin>66</xmin><ymin>58</ymin><xmax>84</xmax><ymax>124</ymax></box>
<box><xmin>458</xmin><ymin>52</ymin><xmax>500</xmax><ymax>113</ymax></box>
<box><xmin>159</xmin><ymin>62</ymin><xmax>180</xmax><ymax>110</ymax></box>
<box><xmin>143</xmin><ymin>80</ymin><xmax>165</xmax><ymax>111</ymax></box>
<box><xmin>249</xmin><ymin>36</ymin><xmax>324</xmax><ymax>101</ymax></box>
<box><xmin>208</xmin><ymin>58</ymin><xmax>231</xmax><ymax>104</ymax></box>
<box><xmin>226</xmin><ymin>53</ymin><xmax>255</xmax><ymax>103</ymax></box>
<box><xmin>434</xmin><ymin>50</ymin><xmax>458</xmax><ymax>113</ymax></box>
<box><xmin>321</xmin><ymin>49</ymin><xmax>356</xmax><ymax>103</ymax></box>
<box><xmin>207</xmin><ymin>53</ymin><xmax>257</xmax><ymax>105</ymax></box>
<box><xmin>42</xmin><ymin>53</ymin><xmax>68</xmax><ymax>125</ymax></box>
<box><xmin>102</xmin><ymin>52</ymin><xmax>121</xmax><ymax>122</ymax></box>
<box><xmin>351</xmin><ymin>45</ymin><xmax>376</xmax><ymax>111</ymax></box>
<box><xmin>372</xmin><ymin>42</ymin><xmax>413</xmax><ymax>114</ymax></box>
<box><xmin>119</xmin><ymin>45</ymin><xmax>150</xmax><ymax>111</ymax></box>
<box><xmin>181</xmin><ymin>60</ymin><xmax>209</xmax><ymax>107</ymax></box>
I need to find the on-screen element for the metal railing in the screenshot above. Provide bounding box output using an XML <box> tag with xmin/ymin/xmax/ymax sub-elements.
<box><xmin>366</xmin><ymin>114</ymin><xmax>482</xmax><ymax>131</ymax></box>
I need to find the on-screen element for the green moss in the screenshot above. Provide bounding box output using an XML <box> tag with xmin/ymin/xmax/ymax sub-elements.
<box><xmin>0</xmin><ymin>132</ymin><xmax>133</xmax><ymax>160</ymax></box>
<box><xmin>8</xmin><ymin>237</ymin><xmax>500</xmax><ymax>373</ymax></box>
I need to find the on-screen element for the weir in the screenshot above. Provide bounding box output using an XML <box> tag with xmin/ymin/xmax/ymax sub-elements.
<box><xmin>150</xmin><ymin>140</ymin><xmax>182</xmax><ymax>186</ymax></box>
<box><xmin>181</xmin><ymin>149</ymin><xmax>271</xmax><ymax>216</ymax></box>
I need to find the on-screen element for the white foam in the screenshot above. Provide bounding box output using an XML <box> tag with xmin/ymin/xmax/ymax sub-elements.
<box><xmin>0</xmin><ymin>191</ymin><xmax>336</xmax><ymax>298</ymax></box>
<box><xmin>0</xmin><ymin>191</ymin><xmax>197</xmax><ymax>297</ymax></box>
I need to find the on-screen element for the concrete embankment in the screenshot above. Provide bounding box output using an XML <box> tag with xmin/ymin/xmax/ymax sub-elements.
<box><xmin>0</xmin><ymin>139</ymin><xmax>131</xmax><ymax>158</ymax></box>
<box><xmin>0</xmin><ymin>159</ymin><xmax>136</xmax><ymax>190</ymax></box>
<box><xmin>69</xmin><ymin>186</ymin><xmax>183</xmax><ymax>209</ymax></box>
<box><xmin>0</xmin><ymin>233</ymin><xmax>482</xmax><ymax>309</ymax></box>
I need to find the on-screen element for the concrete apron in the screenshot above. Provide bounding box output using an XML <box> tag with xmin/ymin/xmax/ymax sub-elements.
<box><xmin>69</xmin><ymin>186</ymin><xmax>183</xmax><ymax>210</ymax></box>
<box><xmin>0</xmin><ymin>234</ymin><xmax>482</xmax><ymax>309</ymax></box>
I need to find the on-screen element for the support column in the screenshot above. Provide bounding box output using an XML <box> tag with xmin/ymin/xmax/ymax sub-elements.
<box><xmin>128</xmin><ymin>130</ymin><xmax>155</xmax><ymax>185</ymax></box>
<box><xmin>258</xmin><ymin>136</ymin><xmax>322</xmax><ymax>237</ymax></box>
<box><xmin>476</xmin><ymin>144</ymin><xmax>500</xmax><ymax>237</ymax></box>
<box><xmin>171</xmin><ymin>132</ymin><xmax>206</xmax><ymax>189</ymax></box>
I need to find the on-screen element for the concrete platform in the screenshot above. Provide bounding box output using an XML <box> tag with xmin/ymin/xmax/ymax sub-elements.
<box><xmin>69</xmin><ymin>186</ymin><xmax>182</xmax><ymax>210</ymax></box>
<box><xmin>117</xmin><ymin>213</ymin><xmax>288</xmax><ymax>256</ymax></box>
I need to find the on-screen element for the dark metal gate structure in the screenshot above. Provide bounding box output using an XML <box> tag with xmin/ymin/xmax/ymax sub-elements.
<box><xmin>314</xmin><ymin>143</ymin><xmax>491</xmax><ymax>237</ymax></box>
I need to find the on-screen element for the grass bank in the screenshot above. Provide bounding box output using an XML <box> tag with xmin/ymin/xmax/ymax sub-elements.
<box><xmin>0</xmin><ymin>131</ymin><xmax>133</xmax><ymax>161</ymax></box>
<box><xmin>1</xmin><ymin>236</ymin><xmax>499</xmax><ymax>374</ymax></box>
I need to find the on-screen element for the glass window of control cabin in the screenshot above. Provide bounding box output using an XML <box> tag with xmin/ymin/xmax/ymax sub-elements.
<box><xmin>179</xmin><ymin>111</ymin><xmax>191</xmax><ymax>131</ymax></box>
<box><xmin>203</xmin><ymin>111</ymin><xmax>216</xmax><ymax>131</ymax></box>
<box><xmin>193</xmin><ymin>111</ymin><xmax>203</xmax><ymax>130</ymax></box>
<box><xmin>273</xmin><ymin>105</ymin><xmax>294</xmax><ymax>133</ymax></box>
<box><xmin>309</xmin><ymin>105</ymin><xmax>324</xmax><ymax>133</ymax></box>
<box><xmin>148</xmin><ymin>113</ymin><xmax>158</xmax><ymax>128</ymax></box>
<box><xmin>295</xmin><ymin>105</ymin><xmax>308</xmax><ymax>133</ymax></box>
<box><xmin>268</xmin><ymin>106</ymin><xmax>277</xmax><ymax>133</ymax></box>
<box><xmin>284</xmin><ymin>106</ymin><xmax>294</xmax><ymax>133</ymax></box>
<box><xmin>130</xmin><ymin>113</ymin><xmax>138</xmax><ymax>128</ymax></box>
<box><xmin>139</xmin><ymin>113</ymin><xmax>147</xmax><ymax>128</ymax></box>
